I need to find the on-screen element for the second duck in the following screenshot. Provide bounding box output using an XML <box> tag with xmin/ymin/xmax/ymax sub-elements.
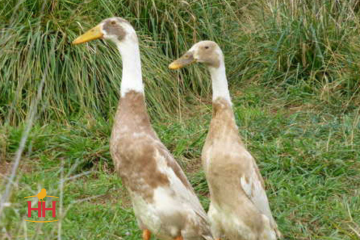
<box><xmin>169</xmin><ymin>41</ymin><xmax>281</xmax><ymax>240</ymax></box>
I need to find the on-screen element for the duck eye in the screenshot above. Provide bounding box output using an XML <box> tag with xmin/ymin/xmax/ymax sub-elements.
<box><xmin>205</xmin><ymin>46</ymin><xmax>209</xmax><ymax>49</ymax></box>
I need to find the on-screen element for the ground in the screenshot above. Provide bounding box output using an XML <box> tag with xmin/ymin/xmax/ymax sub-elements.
<box><xmin>1</xmin><ymin>82</ymin><xmax>359</xmax><ymax>240</ymax></box>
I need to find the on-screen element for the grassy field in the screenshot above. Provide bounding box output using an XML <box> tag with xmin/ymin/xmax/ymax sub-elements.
<box><xmin>1</xmin><ymin>0</ymin><xmax>359</xmax><ymax>239</ymax></box>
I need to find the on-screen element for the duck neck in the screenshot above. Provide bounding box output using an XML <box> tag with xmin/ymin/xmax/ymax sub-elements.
<box><xmin>208</xmin><ymin>62</ymin><xmax>237</xmax><ymax>139</ymax></box>
<box><xmin>115</xmin><ymin>39</ymin><xmax>144</xmax><ymax>97</ymax></box>
<box><xmin>112</xmin><ymin>38</ymin><xmax>152</xmax><ymax>134</ymax></box>
<box><xmin>208</xmin><ymin>62</ymin><xmax>231</xmax><ymax>104</ymax></box>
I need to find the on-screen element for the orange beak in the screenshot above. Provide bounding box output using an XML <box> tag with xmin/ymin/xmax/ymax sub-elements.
<box><xmin>169</xmin><ymin>52</ymin><xmax>196</xmax><ymax>70</ymax></box>
<box><xmin>72</xmin><ymin>24</ymin><xmax>103</xmax><ymax>45</ymax></box>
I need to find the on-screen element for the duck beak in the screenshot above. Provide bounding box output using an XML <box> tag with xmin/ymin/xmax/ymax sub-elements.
<box><xmin>169</xmin><ymin>52</ymin><xmax>196</xmax><ymax>70</ymax></box>
<box><xmin>72</xmin><ymin>24</ymin><xmax>103</xmax><ymax>45</ymax></box>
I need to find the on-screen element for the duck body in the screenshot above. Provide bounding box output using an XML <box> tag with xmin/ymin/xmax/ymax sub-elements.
<box><xmin>110</xmin><ymin>91</ymin><xmax>212</xmax><ymax>240</ymax></box>
<box><xmin>203</xmin><ymin>98</ymin><xmax>278</xmax><ymax>240</ymax></box>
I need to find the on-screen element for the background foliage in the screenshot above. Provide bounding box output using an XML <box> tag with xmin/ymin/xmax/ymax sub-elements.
<box><xmin>0</xmin><ymin>0</ymin><xmax>359</xmax><ymax>239</ymax></box>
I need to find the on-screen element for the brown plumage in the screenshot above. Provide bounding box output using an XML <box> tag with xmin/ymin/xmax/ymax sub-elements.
<box><xmin>110</xmin><ymin>91</ymin><xmax>193</xmax><ymax>201</ymax></box>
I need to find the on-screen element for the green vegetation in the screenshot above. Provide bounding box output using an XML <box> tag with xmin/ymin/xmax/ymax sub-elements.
<box><xmin>1</xmin><ymin>0</ymin><xmax>359</xmax><ymax>239</ymax></box>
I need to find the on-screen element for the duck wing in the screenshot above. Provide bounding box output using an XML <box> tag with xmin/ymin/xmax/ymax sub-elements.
<box><xmin>157</xmin><ymin>143</ymin><xmax>209</xmax><ymax>221</ymax></box>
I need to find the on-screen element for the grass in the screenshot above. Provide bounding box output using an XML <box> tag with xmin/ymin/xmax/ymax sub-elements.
<box><xmin>1</xmin><ymin>85</ymin><xmax>359</xmax><ymax>239</ymax></box>
<box><xmin>1</xmin><ymin>0</ymin><xmax>360</xmax><ymax>239</ymax></box>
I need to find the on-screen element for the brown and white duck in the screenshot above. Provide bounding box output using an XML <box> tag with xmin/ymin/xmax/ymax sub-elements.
<box><xmin>169</xmin><ymin>41</ymin><xmax>281</xmax><ymax>240</ymax></box>
<box><xmin>73</xmin><ymin>18</ymin><xmax>213</xmax><ymax>240</ymax></box>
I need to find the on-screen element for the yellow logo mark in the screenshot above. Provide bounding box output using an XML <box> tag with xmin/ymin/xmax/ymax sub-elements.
<box><xmin>24</xmin><ymin>188</ymin><xmax>58</xmax><ymax>201</ymax></box>
<box><xmin>24</xmin><ymin>220</ymin><xmax>59</xmax><ymax>223</ymax></box>
<box><xmin>24</xmin><ymin>188</ymin><xmax>59</xmax><ymax>223</ymax></box>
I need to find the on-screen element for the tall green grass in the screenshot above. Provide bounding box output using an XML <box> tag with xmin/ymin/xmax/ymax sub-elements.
<box><xmin>1</xmin><ymin>0</ymin><xmax>359</xmax><ymax>126</ymax></box>
<box><xmin>0</xmin><ymin>0</ymin><xmax>242</xmax><ymax>125</ymax></box>
<box><xmin>226</xmin><ymin>0</ymin><xmax>360</xmax><ymax>99</ymax></box>
<box><xmin>263</xmin><ymin>0</ymin><xmax>360</xmax><ymax>92</ymax></box>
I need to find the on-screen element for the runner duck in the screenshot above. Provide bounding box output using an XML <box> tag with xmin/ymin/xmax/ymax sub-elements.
<box><xmin>169</xmin><ymin>41</ymin><xmax>281</xmax><ymax>240</ymax></box>
<box><xmin>73</xmin><ymin>18</ymin><xmax>213</xmax><ymax>240</ymax></box>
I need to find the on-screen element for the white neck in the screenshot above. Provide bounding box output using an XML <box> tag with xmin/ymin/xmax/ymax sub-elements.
<box><xmin>208</xmin><ymin>61</ymin><xmax>231</xmax><ymax>104</ymax></box>
<box><xmin>115</xmin><ymin>39</ymin><xmax>144</xmax><ymax>97</ymax></box>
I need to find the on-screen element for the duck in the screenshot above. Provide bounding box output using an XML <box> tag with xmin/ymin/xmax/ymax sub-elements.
<box><xmin>72</xmin><ymin>18</ymin><xmax>213</xmax><ymax>240</ymax></box>
<box><xmin>169</xmin><ymin>41</ymin><xmax>281</xmax><ymax>240</ymax></box>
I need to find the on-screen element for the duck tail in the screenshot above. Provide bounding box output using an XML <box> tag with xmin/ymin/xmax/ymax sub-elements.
<box><xmin>202</xmin><ymin>234</ymin><xmax>214</xmax><ymax>240</ymax></box>
<box><xmin>275</xmin><ymin>228</ymin><xmax>282</xmax><ymax>239</ymax></box>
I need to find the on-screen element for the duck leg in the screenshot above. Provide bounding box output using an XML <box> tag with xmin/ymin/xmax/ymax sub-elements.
<box><xmin>174</xmin><ymin>236</ymin><xmax>183</xmax><ymax>240</ymax></box>
<box><xmin>142</xmin><ymin>229</ymin><xmax>151</xmax><ymax>240</ymax></box>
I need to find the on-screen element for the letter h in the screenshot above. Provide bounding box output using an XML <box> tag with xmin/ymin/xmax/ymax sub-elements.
<box><xmin>42</xmin><ymin>201</ymin><xmax>56</xmax><ymax>218</ymax></box>
<box><xmin>27</xmin><ymin>201</ymin><xmax>41</xmax><ymax>217</ymax></box>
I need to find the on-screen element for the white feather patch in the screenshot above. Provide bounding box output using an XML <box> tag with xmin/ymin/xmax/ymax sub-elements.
<box><xmin>239</xmin><ymin>154</ymin><xmax>274</xmax><ymax>224</ymax></box>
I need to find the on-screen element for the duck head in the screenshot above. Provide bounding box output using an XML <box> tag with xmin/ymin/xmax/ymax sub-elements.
<box><xmin>72</xmin><ymin>17</ymin><xmax>137</xmax><ymax>45</ymax></box>
<box><xmin>169</xmin><ymin>41</ymin><xmax>224</xmax><ymax>70</ymax></box>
